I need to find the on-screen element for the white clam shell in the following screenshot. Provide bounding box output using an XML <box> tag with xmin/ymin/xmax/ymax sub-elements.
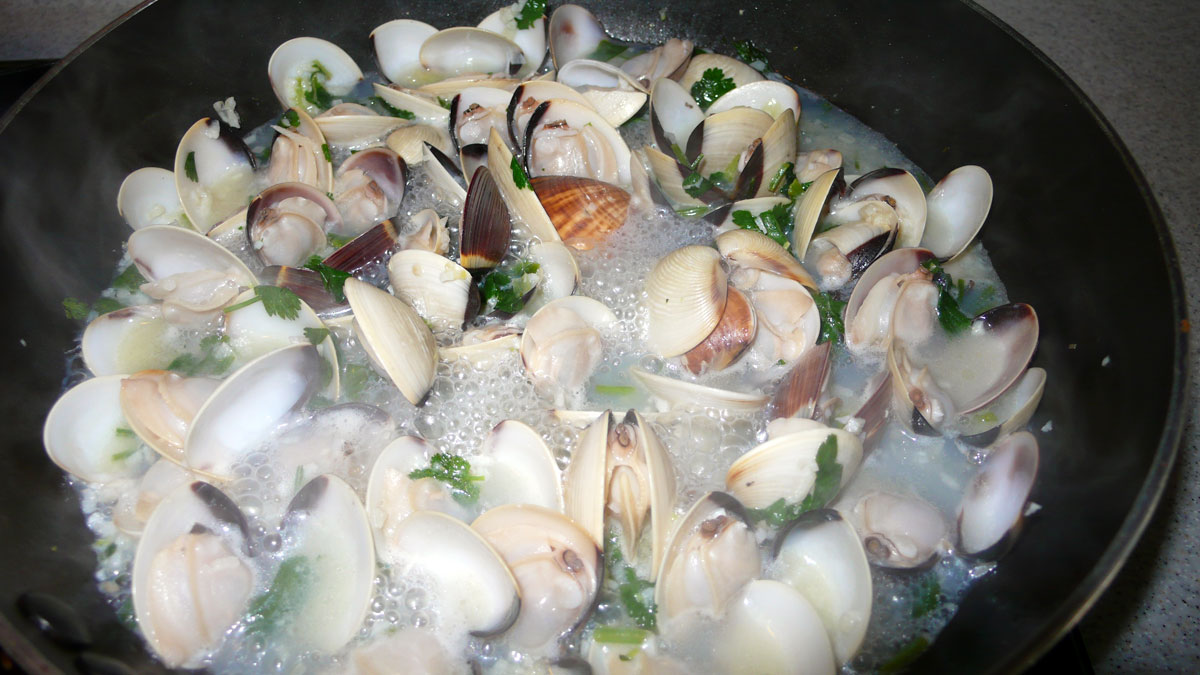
<box><xmin>525</xmin><ymin>99</ymin><xmax>632</xmax><ymax>185</ymax></box>
<box><xmin>452</xmin><ymin>85</ymin><xmax>515</xmax><ymax>149</ymax></box>
<box><xmin>694</xmin><ymin>107</ymin><xmax>773</xmax><ymax>179</ymax></box>
<box><xmin>344</xmin><ymin>277</ymin><xmax>438</xmax><ymax>405</ymax></box>
<box><xmin>388</xmin><ymin>123</ymin><xmax>454</xmax><ymax>167</ymax></box>
<box><xmin>631</xmin><ymin>367</ymin><xmax>770</xmax><ymax>413</ymax></box>
<box><xmin>717</xmin><ymin>226</ymin><xmax>816</xmax><ymax>289</ymax></box>
<box><xmin>488</xmin><ymin>128</ymin><xmax>562</xmax><ymax>244</ymax></box>
<box><xmin>848</xmin><ymin>491</ymin><xmax>948</xmax><ymax>569</ymax></box>
<box><xmin>372</xmin><ymin>83</ymin><xmax>451</xmax><ymax>127</ymax></box>
<box><xmin>420</xmin><ymin>27</ymin><xmax>527</xmax><ymax>79</ymax></box>
<box><xmin>81</xmin><ymin>305</ymin><xmax>174</xmax><ymax>377</ymax></box>
<box><xmin>548</xmin><ymin>4</ymin><xmax>609</xmax><ymax>68</ymax></box>
<box><xmin>921</xmin><ymin>164</ymin><xmax>994</xmax><ymax>261</ymax></box>
<box><xmin>649</xmin><ymin>77</ymin><xmax>704</xmax><ymax>152</ymax></box>
<box><xmin>173</xmin><ymin>118</ymin><xmax>256</xmax><ymax>234</ymax></box>
<box><xmin>371</xmin><ymin>19</ymin><xmax>439</xmax><ymax>85</ymax></box>
<box><xmin>757</xmin><ymin>109</ymin><xmax>799</xmax><ymax>198</ymax></box>
<box><xmin>223</xmin><ymin>288</ymin><xmax>340</xmax><ymax>397</ymax></box>
<box><xmin>119</xmin><ymin>370</ymin><xmax>220</xmax><ymax>465</ymax></box>
<box><xmin>366</xmin><ymin>437</ymin><xmax>472</xmax><ymax>558</ymax></box>
<box><xmin>706</xmin><ymin>80</ymin><xmax>801</xmax><ymax>120</ymax></box>
<box><xmin>790</xmin><ymin>167</ymin><xmax>841</xmax><ymax>260</ymax></box>
<box><xmin>268</xmin><ymin>37</ymin><xmax>363</xmax><ymax>114</ymax></box>
<box><xmin>644</xmin><ymin>245</ymin><xmax>727</xmax><ymax>357</ymax></box>
<box><xmin>507</xmin><ymin>81</ymin><xmax>595</xmax><ymax>150</ymax></box>
<box><xmin>113</xmin><ymin>459</ymin><xmax>195</xmax><ymax>536</ymax></box>
<box><xmin>314</xmin><ymin>108</ymin><xmax>407</xmax><ymax>147</ymax></box>
<box><xmin>680</xmin><ymin>53</ymin><xmax>764</xmax><ymax>91</ymax></box>
<box><xmin>726</xmin><ymin>425</ymin><xmax>863</xmax><ymax>509</ymax></box>
<box><xmin>386</xmin><ymin>249</ymin><xmax>473</xmax><ymax>331</ymax></box>
<box><xmin>580</xmin><ymin>88</ymin><xmax>648</xmax><ymax>128</ymax></box>
<box><xmin>43</xmin><ymin>375</ymin><xmax>146</xmax><ymax>484</ymax></box>
<box><xmin>127</xmin><ymin>225</ymin><xmax>256</xmax><ymax>288</ymax></box>
<box><xmin>644</xmin><ymin>145</ymin><xmax>705</xmax><ymax>207</ymax></box>
<box><xmin>439</xmin><ymin>330</ymin><xmax>523</xmax><ymax>368</ymax></box>
<box><xmin>558</xmin><ymin>58</ymin><xmax>646</xmax><ymax>93</ymax></box>
<box><xmin>843</xmin><ymin>247</ymin><xmax>936</xmax><ymax>356</ymax></box>
<box><xmin>957</xmin><ymin>431</ymin><xmax>1040</xmax><ymax>558</ymax></box>
<box><xmin>118</xmin><ymin>168</ymin><xmax>183</xmax><ymax>230</ymax></box>
<box><xmin>477</xmin><ymin>4</ymin><xmax>547</xmax><ymax>79</ymax></box>
<box><xmin>716</xmin><ymin>579</ymin><xmax>837</xmax><ymax>675</ymax></box>
<box><xmin>520</xmin><ymin>296</ymin><xmax>617</xmax><ymax>392</ymax></box>
<box><xmin>525</xmin><ymin>240</ymin><xmax>580</xmax><ymax>311</ymax></box>
<box><xmin>843</xmin><ymin>169</ymin><xmax>927</xmax><ymax>249</ymax></box>
<box><xmin>267</xmin><ymin>106</ymin><xmax>333</xmax><ymax>193</ymax></box>
<box><xmin>476</xmin><ymin>420</ymin><xmax>563</xmax><ymax>512</ymax></box>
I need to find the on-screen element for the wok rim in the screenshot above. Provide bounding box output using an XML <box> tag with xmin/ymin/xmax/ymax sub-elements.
<box><xmin>0</xmin><ymin>1</ymin><xmax>1188</xmax><ymax>673</ymax></box>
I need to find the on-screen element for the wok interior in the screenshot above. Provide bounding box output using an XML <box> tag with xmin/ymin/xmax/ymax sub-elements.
<box><xmin>0</xmin><ymin>0</ymin><xmax>1183</xmax><ymax>672</ymax></box>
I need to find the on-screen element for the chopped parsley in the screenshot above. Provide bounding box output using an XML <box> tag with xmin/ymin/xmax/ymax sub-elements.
<box><xmin>304</xmin><ymin>327</ymin><xmax>330</xmax><ymax>346</ymax></box>
<box><xmin>593</xmin><ymin>626</ymin><xmax>650</xmax><ymax>645</ymax></box>
<box><xmin>183</xmin><ymin>151</ymin><xmax>198</xmax><ymax>182</ymax></box>
<box><xmin>690</xmin><ymin>67</ymin><xmax>736</xmax><ymax>110</ymax></box>
<box><xmin>408</xmin><ymin>453</ymin><xmax>484</xmax><ymax>505</ymax></box>
<box><xmin>112</xmin><ymin>264</ymin><xmax>146</xmax><ymax>292</ymax></box>
<box><xmin>767</xmin><ymin>162</ymin><xmax>795</xmax><ymax>193</ymax></box>
<box><xmin>733</xmin><ymin>40</ymin><xmax>770</xmax><ymax>72</ymax></box>
<box><xmin>223</xmin><ymin>285</ymin><xmax>302</xmax><ymax>320</ymax></box>
<box><xmin>326</xmin><ymin>232</ymin><xmax>354</xmax><ymax>249</ymax></box>
<box><xmin>244</xmin><ymin>556</ymin><xmax>313</xmax><ymax>639</ymax></box>
<box><xmin>280</xmin><ymin>108</ymin><xmax>301</xmax><ymax>128</ymax></box>
<box><xmin>911</xmin><ymin>576</ymin><xmax>941</xmax><ymax>618</ymax></box>
<box><xmin>342</xmin><ymin>363</ymin><xmax>378</xmax><ymax>400</ymax></box>
<box><xmin>368</xmin><ymin>96</ymin><xmax>415</xmax><ymax>119</ymax></box>
<box><xmin>813</xmin><ymin>291</ymin><xmax>847</xmax><ymax>344</ymax></box>
<box><xmin>586</xmin><ymin>39</ymin><xmax>628</xmax><ymax>62</ymax></box>
<box><xmin>510</xmin><ymin>156</ymin><xmax>531</xmax><ymax>190</ymax></box>
<box><xmin>747</xmin><ymin>434</ymin><xmax>842</xmax><ymax>527</ymax></box>
<box><xmin>299</xmin><ymin>60</ymin><xmax>334</xmax><ymax>110</ymax></box>
<box><xmin>167</xmin><ymin>334</ymin><xmax>235</xmax><ymax>377</ymax></box>
<box><xmin>921</xmin><ymin>260</ymin><xmax>974</xmax><ymax>335</ymax></box>
<box><xmin>321</xmin><ymin>143</ymin><xmax>332</xmax><ymax>163</ymax></box>
<box><xmin>603</xmin><ymin>530</ymin><xmax>658</xmax><ymax>631</ymax></box>
<box><xmin>730</xmin><ymin>202</ymin><xmax>792</xmax><ymax>249</ymax></box>
<box><xmin>111</xmin><ymin>446</ymin><xmax>139</xmax><ymax>463</ymax></box>
<box><xmin>789</xmin><ymin>179</ymin><xmax>812</xmax><ymax>201</ymax></box>
<box><xmin>514</xmin><ymin>0</ymin><xmax>546</xmax><ymax>29</ymax></box>
<box><xmin>114</xmin><ymin>428</ymin><xmax>136</xmax><ymax>438</ymax></box>
<box><xmin>63</xmin><ymin>296</ymin><xmax>123</xmax><ymax>320</ymax></box>
<box><xmin>303</xmin><ymin>256</ymin><xmax>351</xmax><ymax>303</ymax></box>
<box><xmin>94</xmin><ymin>297</ymin><xmax>124</xmax><ymax>315</ymax></box>
<box><xmin>436</xmin><ymin>96</ymin><xmax>452</xmax><ymax>110</ymax></box>
<box><xmin>595</xmin><ymin>384</ymin><xmax>637</xmax><ymax>397</ymax></box>
<box><xmin>479</xmin><ymin>261</ymin><xmax>539</xmax><ymax>315</ymax></box>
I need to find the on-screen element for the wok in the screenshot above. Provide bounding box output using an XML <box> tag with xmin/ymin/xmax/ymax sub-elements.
<box><xmin>0</xmin><ymin>0</ymin><xmax>1186</xmax><ymax>672</ymax></box>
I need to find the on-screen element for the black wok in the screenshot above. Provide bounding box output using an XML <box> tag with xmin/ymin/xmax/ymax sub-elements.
<box><xmin>0</xmin><ymin>0</ymin><xmax>1186</xmax><ymax>672</ymax></box>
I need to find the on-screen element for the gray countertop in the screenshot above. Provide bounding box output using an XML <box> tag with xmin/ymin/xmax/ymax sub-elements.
<box><xmin>1</xmin><ymin>0</ymin><xmax>1196</xmax><ymax>671</ymax></box>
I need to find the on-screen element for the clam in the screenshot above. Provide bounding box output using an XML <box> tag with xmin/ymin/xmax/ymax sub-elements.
<box><xmin>366</xmin><ymin>437</ymin><xmax>473</xmax><ymax>549</ymax></box>
<box><xmin>548</xmin><ymin>4</ymin><xmax>612</xmax><ymax>68</ymax></box>
<box><xmin>771</xmin><ymin>509</ymin><xmax>873</xmax><ymax>665</ymax></box>
<box><xmin>852</xmin><ymin>370</ymin><xmax>893</xmax><ymax>452</ymax></box>
<box><xmin>224</xmin><ymin>287</ymin><xmax>340</xmax><ymax>397</ymax></box>
<box><xmin>648</xmin><ymin>77</ymin><xmax>705</xmax><ymax>154</ymax></box>
<box><xmin>523</xmin><ymin>99</ymin><xmax>632</xmax><ymax>185</ymax></box>
<box><xmin>322</xmin><ymin>218</ymin><xmax>405</xmax><ymax>275</ymax></box>
<box><xmin>370</xmin><ymin>19</ymin><xmax>439</xmax><ymax>85</ymax></box>
<box><xmin>314</xmin><ymin>102</ymin><xmax>409</xmax><ymax>147</ymax></box>
<box><xmin>683</xmin><ymin>286</ymin><xmax>756</xmax><ymax>375</ymax></box>
<box><xmin>956</xmin><ymin>367</ymin><xmax>1047</xmax><ymax>447</ymax></box>
<box><xmin>420</xmin><ymin>27</ymin><xmax>527</xmax><ymax>79</ymax></box>
<box><xmin>184</xmin><ymin>344</ymin><xmax>322</xmax><ymax>479</ymax></box>
<box><xmin>770</xmin><ymin>340</ymin><xmax>833</xmax><ymax>421</ymax></box>
<box><xmin>119</xmin><ymin>370</ymin><xmax>220</xmax><ymax>465</ymax></box>
<box><xmin>686</xmin><ymin>108</ymin><xmax>773</xmax><ymax>185</ymax></box>
<box><xmin>563</xmin><ymin>410</ymin><xmax>675</xmax><ymax>577</ymax></box>
<box><xmin>387</xmin><ymin>249</ymin><xmax>475</xmax><ymax>330</ymax></box>
<box><xmin>631</xmin><ymin>367</ymin><xmax>770</xmax><ymax>413</ymax></box>
<box><xmin>655</xmin><ymin>492</ymin><xmax>760</xmax><ymax>626</ymax></box>
<box><xmin>507</xmin><ymin>81</ymin><xmax>595</xmax><ymax>153</ymax></box>
<box><xmin>843</xmin><ymin>247</ymin><xmax>936</xmax><ymax>356</ymax></box>
<box><xmin>350</xmin><ymin>628</ymin><xmax>466</xmax><ymax>675</ymax></box>
<box><xmin>117</xmin><ymin>167</ymin><xmax>183</xmax><ymax>230</ymax></box>
<box><xmin>424</xmin><ymin>142</ymin><xmax>469</xmax><ymax>206</ymax></box>
<box><xmin>268</xmin><ymin>37</ymin><xmax>363</xmax><ymax>115</ymax></box>
<box><xmin>276</xmin><ymin>474</ymin><xmax>376</xmax><ymax>653</ymax></box>
<box><xmin>957</xmin><ymin>431</ymin><xmax>1039</xmax><ymax>559</ymax></box>
<box><xmin>797</xmin><ymin>149</ymin><xmax>843</xmax><ymax>184</ymax></box>
<box><xmin>417</xmin><ymin>74</ymin><xmax>521</xmax><ymax>100</ymax></box>
<box><xmin>387</xmin><ymin>123</ymin><xmax>454</xmax><ymax>167</ymax></box>
<box><xmin>644</xmin><ymin>245</ymin><xmax>727</xmax><ymax>358</ymax></box>
<box><xmin>790</xmin><ymin>167</ymin><xmax>843</xmax><ymax>260</ymax></box>
<box><xmin>804</xmin><ymin>200</ymin><xmax>898</xmax><ymax>291</ymax></box>
<box><xmin>679</xmin><ymin>53</ymin><xmax>765</xmax><ymax>92</ymax></box>
<box><xmin>526</xmin><ymin>241</ymin><xmax>581</xmax><ymax>310</ymax></box>
<box><xmin>706</xmin><ymin>80</ymin><xmax>801</xmax><ymax>120</ymax></box>
<box><xmin>716</xmin><ymin>580</ymin><xmax>836</xmax><ymax>675</ymax></box>
<box><xmin>643</xmin><ymin>145</ymin><xmax>705</xmax><ymax>208</ymax></box>
<box><xmin>112</xmin><ymin>459</ymin><xmax>195</xmax><ymax>537</ymax></box>
<box><xmin>245</xmin><ymin>182</ymin><xmax>343</xmax><ymax>267</ymax></box>
<box><xmin>848</xmin><ymin>491</ymin><xmax>948</xmax><ymax>570</ymax></box>
<box><xmin>475</xmin><ymin>420</ymin><xmax>564</xmax><ymax>512</ymax></box>
<box><xmin>344</xmin><ymin>277</ymin><xmax>438</xmax><ymax>405</ymax></box>
<box><xmin>716</xmin><ymin>227</ymin><xmax>817</xmax><ymax>290</ymax></box>
<box><xmin>531</xmin><ymin>175</ymin><xmax>632</xmax><ymax>247</ymax></box>
<box><xmin>486</xmin><ymin>127</ymin><xmax>562</xmax><ymax>244</ymax></box>
<box><xmin>451</xmin><ymin>86</ymin><xmax>515</xmax><ymax>153</ymax></box>
<box><xmin>460</xmin><ymin>165</ymin><xmax>513</xmax><ymax>271</ymax></box>
<box><xmin>732</xmin><ymin>269</ymin><xmax>821</xmax><ymax>366</ymax></box>
<box><xmin>619</xmin><ymin>38</ymin><xmax>693</xmax><ymax>90</ymax></box>
<box><xmin>726</xmin><ymin>422</ymin><xmax>863</xmax><ymax>511</ymax></box>
<box><xmin>127</xmin><ymin>225</ymin><xmax>256</xmax><ymax>324</ymax></box>
<box><xmin>472</xmin><ymin>504</ymin><xmax>602</xmax><ymax>651</ymax></box>
<box><xmin>131</xmin><ymin>482</ymin><xmax>254</xmax><ymax>668</ymax></box>
<box><xmin>333</xmin><ymin>146</ymin><xmax>407</xmax><ymax>235</ymax></box>
<box><xmin>267</xmin><ymin>106</ymin><xmax>333</xmax><ymax>193</ymax></box>
<box><xmin>262</xmin><ymin>403</ymin><xmax>393</xmax><ymax>502</ymax></box>
<box><xmin>173</xmin><ymin>118</ymin><xmax>256</xmax><ymax>234</ymax></box>
<box><xmin>260</xmin><ymin>265</ymin><xmax>348</xmax><ymax>320</ymax></box>
<box><xmin>838</xmin><ymin>168</ymin><xmax>927</xmax><ymax>249</ymax></box>
<box><xmin>43</xmin><ymin>375</ymin><xmax>147</xmax><ymax>484</ymax></box>
<box><xmin>81</xmin><ymin>305</ymin><xmax>174</xmax><ymax>376</ymax></box>
<box><xmin>556</xmin><ymin>59</ymin><xmax>649</xmax><ymax>125</ymax></box>
<box><xmin>440</xmin><ymin>325</ymin><xmax>523</xmax><ymax>368</ymax></box>
<box><xmin>477</xmin><ymin>1</ymin><xmax>548</xmax><ymax>80</ymax></box>
<box><xmin>373</xmin><ymin>82</ymin><xmax>451</xmax><ymax>127</ymax></box>
<box><xmin>382</xmin><ymin>510</ymin><xmax>522</xmax><ymax>637</ymax></box>
<box><xmin>520</xmin><ymin>296</ymin><xmax>617</xmax><ymax>393</ymax></box>
<box><xmin>921</xmin><ymin>165</ymin><xmax>994</xmax><ymax>261</ymax></box>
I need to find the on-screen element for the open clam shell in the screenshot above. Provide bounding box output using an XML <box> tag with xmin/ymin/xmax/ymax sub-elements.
<box><xmin>847</xmin><ymin>491</ymin><xmax>948</xmax><ymax>570</ymax></box>
<box><xmin>118</xmin><ymin>167</ymin><xmax>183</xmax><ymax>230</ymax></box>
<box><xmin>268</xmin><ymin>37</ymin><xmax>363</xmax><ymax>114</ymax></box>
<box><xmin>129</xmin><ymin>225</ymin><xmax>255</xmax><ymax>288</ymax></box>
<box><xmin>420</xmin><ymin>27</ymin><xmax>527</xmax><ymax>79</ymax></box>
<box><xmin>366</xmin><ymin>437</ymin><xmax>473</xmax><ymax>551</ymax></box>
<box><xmin>315</xmin><ymin>104</ymin><xmax>408</xmax><ymax>147</ymax></box>
<box><xmin>333</xmin><ymin>146</ymin><xmax>407</xmax><ymax>235</ymax></box>
<box><xmin>770</xmin><ymin>340</ymin><xmax>833</xmax><ymax>421</ymax></box>
<box><xmin>734</xmin><ymin>268</ymin><xmax>821</xmax><ymax>366</ymax></box>
<box><xmin>686</xmin><ymin>107</ymin><xmax>773</xmax><ymax>181</ymax></box>
<box><xmin>790</xmin><ymin>167</ymin><xmax>843</xmax><ymax>260</ymax></box>
<box><xmin>131</xmin><ymin>482</ymin><xmax>254</xmax><ymax>668</ymax></box>
<box><xmin>717</xmin><ymin>227</ymin><xmax>817</xmax><ymax>290</ymax></box>
<box><xmin>81</xmin><ymin>305</ymin><xmax>174</xmax><ymax>376</ymax></box>
<box><xmin>548</xmin><ymin>4</ymin><xmax>611</xmax><ymax>69</ymax></box>
<box><xmin>921</xmin><ymin>165</ymin><xmax>994</xmax><ymax>261</ymax></box>
<box><xmin>644</xmin><ymin>245</ymin><xmax>727</xmax><ymax>357</ymax></box>
<box><xmin>520</xmin><ymin>296</ymin><xmax>617</xmax><ymax>392</ymax></box>
<box><xmin>373</xmin><ymin>83</ymin><xmax>450</xmax><ymax>127</ymax></box>
<box><xmin>843</xmin><ymin>247</ymin><xmax>936</xmax><ymax>355</ymax></box>
<box><xmin>439</xmin><ymin>328</ymin><xmax>523</xmax><ymax>368</ymax></box>
<box><xmin>472</xmin><ymin>504</ymin><xmax>601</xmax><ymax>651</ymax></box>
<box><xmin>476</xmin><ymin>420</ymin><xmax>564</xmax><ymax>512</ymax></box>
<box><xmin>643</xmin><ymin>145</ymin><xmax>706</xmax><ymax>208</ymax></box>
<box><xmin>344</xmin><ymin>277</ymin><xmax>438</xmax><ymax>405</ymax></box>
<box><xmin>173</xmin><ymin>118</ymin><xmax>256</xmax><ymax>234</ymax></box>
<box><xmin>485</xmin><ymin>127</ymin><xmax>561</xmax><ymax>244</ymax></box>
<box><xmin>649</xmin><ymin>77</ymin><xmax>705</xmax><ymax>153</ymax></box>
<box><xmin>112</xmin><ymin>459</ymin><xmax>195</xmax><ymax>537</ymax></box>
<box><xmin>956</xmin><ymin>367</ymin><xmax>1047</xmax><ymax>447</ymax></box>
<box><xmin>450</xmin><ymin>86</ymin><xmax>514</xmax><ymax>153</ymax></box>
<box><xmin>278</xmin><ymin>474</ymin><xmax>376</xmax><ymax>653</ymax></box>
<box><xmin>631</xmin><ymin>367</ymin><xmax>770</xmax><ymax>413</ymax></box>
<box><xmin>680</xmin><ymin>53</ymin><xmax>764</xmax><ymax>92</ymax></box>
<box><xmin>477</xmin><ymin>2</ymin><xmax>547</xmax><ymax>79</ymax></box>
<box><xmin>507</xmin><ymin>81</ymin><xmax>594</xmax><ymax>153</ymax></box>
<box><xmin>841</xmin><ymin>168</ymin><xmax>927</xmax><ymax>249</ymax></box>
<box><xmin>957</xmin><ymin>431</ymin><xmax>1039</xmax><ymax>559</ymax></box>
<box><xmin>184</xmin><ymin>344</ymin><xmax>322</xmax><ymax>479</ymax></box>
<box><xmin>526</xmin><ymin>241</ymin><xmax>580</xmax><ymax>310</ymax></box>
<box><xmin>460</xmin><ymin>165</ymin><xmax>513</xmax><ymax>270</ymax></box>
<box><xmin>370</xmin><ymin>19</ymin><xmax>439</xmax><ymax>85</ymax></box>
<box><xmin>757</xmin><ymin>109</ymin><xmax>799</xmax><ymax>198</ymax></box>
<box><xmin>43</xmin><ymin>375</ymin><xmax>146</xmax><ymax>484</ymax></box>
<box><xmin>706</xmin><ymin>80</ymin><xmax>801</xmax><ymax>120</ymax></box>
<box><xmin>620</xmin><ymin>38</ymin><xmax>692</xmax><ymax>90</ymax></box>
<box><xmin>726</xmin><ymin>423</ymin><xmax>862</xmax><ymax>510</ymax></box>
<box><xmin>771</xmin><ymin>509</ymin><xmax>873</xmax><ymax>666</ymax></box>
<box><xmin>119</xmin><ymin>370</ymin><xmax>220</xmax><ymax>466</ymax></box>
<box><xmin>246</xmin><ymin>182</ymin><xmax>343</xmax><ymax>267</ymax></box>
<box><xmin>267</xmin><ymin>106</ymin><xmax>333</xmax><ymax>194</ymax></box>
<box><xmin>523</xmin><ymin>99</ymin><xmax>632</xmax><ymax>185</ymax></box>
<box><xmin>387</xmin><ymin>249</ymin><xmax>474</xmax><ymax>331</ymax></box>
<box><xmin>716</xmin><ymin>579</ymin><xmax>837</xmax><ymax>675</ymax></box>
<box><xmin>683</xmin><ymin>285</ymin><xmax>756</xmax><ymax>375</ymax></box>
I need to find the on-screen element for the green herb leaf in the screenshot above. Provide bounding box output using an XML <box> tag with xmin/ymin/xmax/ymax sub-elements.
<box><xmin>167</xmin><ymin>334</ymin><xmax>234</xmax><ymax>377</ymax></box>
<box><xmin>593</xmin><ymin>626</ymin><xmax>650</xmax><ymax>645</ymax></box>
<box><xmin>112</xmin><ymin>264</ymin><xmax>147</xmax><ymax>292</ymax></box>
<box><xmin>293</xmin><ymin>466</ymin><xmax>305</xmax><ymax>494</ymax></box>
<box><xmin>436</xmin><ymin>96</ymin><xmax>452</xmax><ymax>110</ymax></box>
<box><xmin>767</xmin><ymin>161</ymin><xmax>795</xmax><ymax>193</ymax></box>
<box><xmin>302</xmin><ymin>61</ymin><xmax>334</xmax><ymax>110</ymax></box>
<box><xmin>303</xmin><ymin>256</ymin><xmax>352</xmax><ymax>303</ymax></box>
<box><xmin>510</xmin><ymin>156</ymin><xmax>531</xmax><ymax>190</ymax></box>
<box><xmin>787</xmin><ymin>179</ymin><xmax>812</xmax><ymax>201</ymax></box>
<box><xmin>733</xmin><ymin>40</ymin><xmax>770</xmax><ymax>72</ymax></box>
<box><xmin>342</xmin><ymin>363</ymin><xmax>374</xmax><ymax>399</ymax></box>
<box><xmin>111</xmin><ymin>446</ymin><xmax>139</xmax><ymax>462</ymax></box>
<box><xmin>304</xmin><ymin>327</ymin><xmax>330</xmax><ymax>346</ymax></box>
<box><xmin>748</xmin><ymin>434</ymin><xmax>842</xmax><ymax>526</ymax></box>
<box><xmin>603</xmin><ymin>529</ymin><xmax>658</xmax><ymax>631</ymax></box>
<box><xmin>184</xmin><ymin>151</ymin><xmax>199</xmax><ymax>182</ymax></box>
<box><xmin>326</xmin><ymin>231</ymin><xmax>354</xmax><ymax>249</ymax></box>
<box><xmin>674</xmin><ymin>205</ymin><xmax>711</xmax><ymax>218</ymax></box>
<box><xmin>369</xmin><ymin>96</ymin><xmax>416</xmax><ymax>119</ymax></box>
<box><xmin>114</xmin><ymin>428</ymin><xmax>136</xmax><ymax>438</ymax></box>
<box><xmin>879</xmin><ymin>635</ymin><xmax>932</xmax><ymax>673</ymax></box>
<box><xmin>479</xmin><ymin>261</ymin><xmax>539</xmax><ymax>315</ymax></box>
<box><xmin>731</xmin><ymin>202</ymin><xmax>793</xmax><ymax>249</ymax></box>
<box><xmin>911</xmin><ymin>576</ymin><xmax>941</xmax><ymax>618</ymax></box>
<box><xmin>227</xmin><ymin>286</ymin><xmax>303</xmax><ymax>320</ymax></box>
<box><xmin>62</xmin><ymin>297</ymin><xmax>90</xmax><ymax>320</ymax></box>
<box><xmin>595</xmin><ymin>385</ymin><xmax>637</xmax><ymax>397</ymax></box>
<box><xmin>515</xmin><ymin>0</ymin><xmax>546</xmax><ymax>30</ymax></box>
<box><xmin>321</xmin><ymin>143</ymin><xmax>332</xmax><ymax>163</ymax></box>
<box><xmin>813</xmin><ymin>291</ymin><xmax>847</xmax><ymax>344</ymax></box>
<box><xmin>921</xmin><ymin>260</ymin><xmax>974</xmax><ymax>335</ymax></box>
<box><xmin>93</xmin><ymin>297</ymin><xmax>125</xmax><ymax>315</ymax></box>
<box><xmin>586</xmin><ymin>39</ymin><xmax>628</xmax><ymax>62</ymax></box>
<box><xmin>689</xmin><ymin>67</ymin><xmax>736</xmax><ymax>110</ymax></box>
<box><xmin>244</xmin><ymin>556</ymin><xmax>313</xmax><ymax>639</ymax></box>
<box><xmin>409</xmin><ymin>453</ymin><xmax>484</xmax><ymax>505</ymax></box>
<box><xmin>281</xmin><ymin>108</ymin><xmax>301</xmax><ymax>128</ymax></box>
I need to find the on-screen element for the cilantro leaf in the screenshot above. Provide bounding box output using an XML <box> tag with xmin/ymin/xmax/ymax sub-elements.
<box><xmin>510</xmin><ymin>156</ymin><xmax>531</xmax><ymax>190</ymax></box>
<box><xmin>301</xmin><ymin>61</ymin><xmax>334</xmax><ymax>110</ymax></box>
<box><xmin>112</xmin><ymin>264</ymin><xmax>146</xmax><ymax>292</ymax></box>
<box><xmin>408</xmin><ymin>453</ymin><xmax>484</xmax><ymax>505</ymax></box>
<box><xmin>479</xmin><ymin>261</ymin><xmax>539</xmax><ymax>315</ymax></box>
<box><xmin>341</xmin><ymin>363</ymin><xmax>379</xmax><ymax>400</ymax></box>
<box><xmin>767</xmin><ymin>161</ymin><xmax>795</xmax><ymax>193</ymax></box>
<box><xmin>167</xmin><ymin>334</ymin><xmax>234</xmax><ymax>377</ymax></box>
<box><xmin>280</xmin><ymin>108</ymin><xmax>301</xmax><ymax>128</ymax></box>
<box><xmin>326</xmin><ymin>231</ymin><xmax>353</xmax><ymax>249</ymax></box>
<box><xmin>62</xmin><ymin>297</ymin><xmax>90</xmax><ymax>320</ymax></box>
<box><xmin>223</xmin><ymin>285</ymin><xmax>302</xmax><ymax>320</ymax></box>
<box><xmin>93</xmin><ymin>297</ymin><xmax>124</xmax><ymax>315</ymax></box>
<box><xmin>184</xmin><ymin>151</ymin><xmax>198</xmax><ymax>182</ymax></box>
<box><xmin>788</xmin><ymin>179</ymin><xmax>812</xmax><ymax>201</ymax></box>
<box><xmin>304</xmin><ymin>327</ymin><xmax>330</xmax><ymax>346</ymax></box>
<box><xmin>587</xmin><ymin>39</ymin><xmax>628</xmax><ymax>62</ymax></box>
<box><xmin>321</xmin><ymin>143</ymin><xmax>332</xmax><ymax>163</ymax></box>
<box><xmin>603</xmin><ymin>530</ymin><xmax>658</xmax><ymax>631</ymax></box>
<box><xmin>690</xmin><ymin>67</ymin><xmax>736</xmax><ymax>110</ymax></box>
<box><xmin>244</xmin><ymin>556</ymin><xmax>312</xmax><ymax>639</ymax></box>
<box><xmin>436</xmin><ymin>96</ymin><xmax>452</xmax><ymax>110</ymax></box>
<box><xmin>303</xmin><ymin>256</ymin><xmax>351</xmax><ymax>303</ymax></box>
<box><xmin>747</xmin><ymin>434</ymin><xmax>842</xmax><ymax>527</ymax></box>
<box><xmin>733</xmin><ymin>40</ymin><xmax>770</xmax><ymax>72</ymax></box>
<box><xmin>731</xmin><ymin>202</ymin><xmax>793</xmax><ymax>249</ymax></box>
<box><xmin>813</xmin><ymin>291</ymin><xmax>847</xmax><ymax>344</ymax></box>
<box><xmin>921</xmin><ymin>260</ymin><xmax>974</xmax><ymax>335</ymax></box>
<box><xmin>593</xmin><ymin>626</ymin><xmax>650</xmax><ymax>645</ymax></box>
<box><xmin>515</xmin><ymin>0</ymin><xmax>546</xmax><ymax>30</ymax></box>
<box><xmin>368</xmin><ymin>96</ymin><xmax>415</xmax><ymax>119</ymax></box>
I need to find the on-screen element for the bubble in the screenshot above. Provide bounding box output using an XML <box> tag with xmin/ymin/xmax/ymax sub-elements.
<box><xmin>405</xmin><ymin>587</ymin><xmax>427</xmax><ymax>611</ymax></box>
